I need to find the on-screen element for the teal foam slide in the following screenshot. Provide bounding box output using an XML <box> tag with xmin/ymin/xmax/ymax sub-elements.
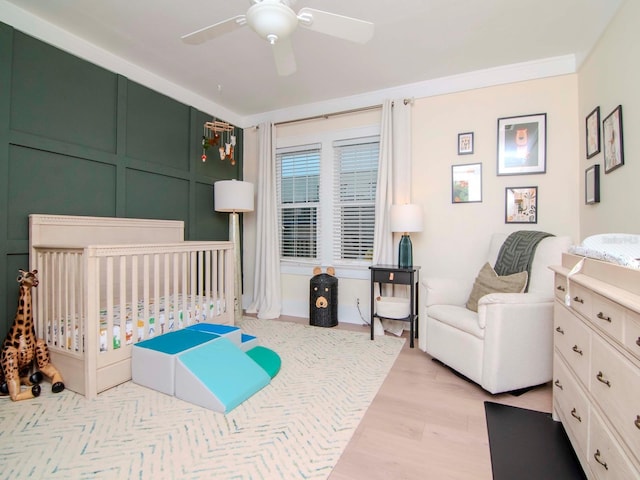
<box><xmin>132</xmin><ymin>323</ymin><xmax>281</xmax><ymax>413</ymax></box>
<box><xmin>176</xmin><ymin>337</ymin><xmax>271</xmax><ymax>412</ymax></box>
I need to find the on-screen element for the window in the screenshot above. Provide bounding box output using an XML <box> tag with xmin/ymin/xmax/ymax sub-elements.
<box><xmin>333</xmin><ymin>138</ymin><xmax>378</xmax><ymax>262</ymax></box>
<box><xmin>276</xmin><ymin>144</ymin><xmax>320</xmax><ymax>259</ymax></box>
<box><xmin>276</xmin><ymin>133</ymin><xmax>379</xmax><ymax>272</ymax></box>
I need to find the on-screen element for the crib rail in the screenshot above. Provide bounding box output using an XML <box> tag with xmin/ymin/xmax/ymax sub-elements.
<box><xmin>32</xmin><ymin>241</ymin><xmax>234</xmax><ymax>397</ymax></box>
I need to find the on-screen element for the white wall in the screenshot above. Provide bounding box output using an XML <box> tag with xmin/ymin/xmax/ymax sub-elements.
<box><xmin>243</xmin><ymin>76</ymin><xmax>582</xmax><ymax>322</ymax></box>
<box><xmin>578</xmin><ymin>0</ymin><xmax>640</xmax><ymax>238</ymax></box>
<box><xmin>412</xmin><ymin>75</ymin><xmax>580</xmax><ymax>282</ymax></box>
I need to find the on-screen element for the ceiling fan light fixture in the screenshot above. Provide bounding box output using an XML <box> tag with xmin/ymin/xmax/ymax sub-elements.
<box><xmin>182</xmin><ymin>0</ymin><xmax>374</xmax><ymax>76</ymax></box>
<box><xmin>246</xmin><ymin>0</ymin><xmax>298</xmax><ymax>43</ymax></box>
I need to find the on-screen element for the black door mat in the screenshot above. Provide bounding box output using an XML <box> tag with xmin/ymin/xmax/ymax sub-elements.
<box><xmin>484</xmin><ymin>401</ymin><xmax>586</xmax><ymax>480</ymax></box>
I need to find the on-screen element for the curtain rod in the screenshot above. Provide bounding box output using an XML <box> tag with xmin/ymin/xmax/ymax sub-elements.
<box><xmin>274</xmin><ymin>98</ymin><xmax>413</xmax><ymax>127</ymax></box>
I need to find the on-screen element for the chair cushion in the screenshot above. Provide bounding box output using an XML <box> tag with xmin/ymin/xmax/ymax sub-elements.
<box><xmin>465</xmin><ymin>262</ymin><xmax>528</xmax><ymax>312</ymax></box>
<box><xmin>428</xmin><ymin>304</ymin><xmax>485</xmax><ymax>339</ymax></box>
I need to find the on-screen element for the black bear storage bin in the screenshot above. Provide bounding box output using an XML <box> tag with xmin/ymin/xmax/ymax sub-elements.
<box><xmin>309</xmin><ymin>273</ymin><xmax>338</xmax><ymax>327</ymax></box>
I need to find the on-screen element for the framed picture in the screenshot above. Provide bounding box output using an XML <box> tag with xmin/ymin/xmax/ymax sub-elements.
<box><xmin>586</xmin><ymin>106</ymin><xmax>601</xmax><ymax>159</ymax></box>
<box><xmin>458</xmin><ymin>132</ymin><xmax>474</xmax><ymax>155</ymax></box>
<box><xmin>452</xmin><ymin>163</ymin><xmax>482</xmax><ymax>203</ymax></box>
<box><xmin>497</xmin><ymin>113</ymin><xmax>546</xmax><ymax>175</ymax></box>
<box><xmin>585</xmin><ymin>164</ymin><xmax>600</xmax><ymax>204</ymax></box>
<box><xmin>603</xmin><ymin>105</ymin><xmax>624</xmax><ymax>174</ymax></box>
<box><xmin>505</xmin><ymin>186</ymin><xmax>538</xmax><ymax>224</ymax></box>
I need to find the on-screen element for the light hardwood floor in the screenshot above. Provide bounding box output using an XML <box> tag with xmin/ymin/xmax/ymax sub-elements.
<box><xmin>278</xmin><ymin>316</ymin><xmax>552</xmax><ymax>480</ymax></box>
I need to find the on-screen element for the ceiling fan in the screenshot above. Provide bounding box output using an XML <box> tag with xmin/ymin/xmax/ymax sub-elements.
<box><xmin>181</xmin><ymin>0</ymin><xmax>374</xmax><ymax>76</ymax></box>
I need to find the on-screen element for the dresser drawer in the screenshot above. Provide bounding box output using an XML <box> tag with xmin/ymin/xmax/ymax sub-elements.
<box><xmin>570</xmin><ymin>283</ymin><xmax>592</xmax><ymax>319</ymax></box>
<box><xmin>588</xmin><ymin>408</ymin><xmax>638</xmax><ymax>480</ymax></box>
<box><xmin>554</xmin><ymin>273</ymin><xmax>568</xmax><ymax>302</ymax></box>
<box><xmin>553</xmin><ymin>354</ymin><xmax>589</xmax><ymax>454</ymax></box>
<box><xmin>554</xmin><ymin>303</ymin><xmax>591</xmax><ymax>386</ymax></box>
<box><xmin>624</xmin><ymin>310</ymin><xmax>640</xmax><ymax>362</ymax></box>
<box><xmin>589</xmin><ymin>293</ymin><xmax>624</xmax><ymax>343</ymax></box>
<box><xmin>591</xmin><ymin>334</ymin><xmax>640</xmax><ymax>464</ymax></box>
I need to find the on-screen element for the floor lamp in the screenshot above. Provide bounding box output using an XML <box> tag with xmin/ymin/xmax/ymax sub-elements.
<box><xmin>390</xmin><ymin>204</ymin><xmax>423</xmax><ymax>268</ymax></box>
<box><xmin>214</xmin><ymin>180</ymin><xmax>254</xmax><ymax>322</ymax></box>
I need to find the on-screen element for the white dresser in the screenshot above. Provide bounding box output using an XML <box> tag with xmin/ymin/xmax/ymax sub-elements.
<box><xmin>550</xmin><ymin>253</ymin><xmax>640</xmax><ymax>479</ymax></box>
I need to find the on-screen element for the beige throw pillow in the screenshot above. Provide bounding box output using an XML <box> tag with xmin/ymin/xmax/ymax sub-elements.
<box><xmin>465</xmin><ymin>262</ymin><xmax>528</xmax><ymax>312</ymax></box>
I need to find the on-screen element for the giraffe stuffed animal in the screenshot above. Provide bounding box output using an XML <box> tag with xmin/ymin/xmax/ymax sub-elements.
<box><xmin>0</xmin><ymin>269</ymin><xmax>65</xmax><ymax>401</ymax></box>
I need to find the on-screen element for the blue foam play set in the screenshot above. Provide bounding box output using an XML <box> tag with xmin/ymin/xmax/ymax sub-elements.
<box><xmin>132</xmin><ymin>323</ymin><xmax>281</xmax><ymax>413</ymax></box>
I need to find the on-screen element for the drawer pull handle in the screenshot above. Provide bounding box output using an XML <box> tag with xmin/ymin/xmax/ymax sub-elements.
<box><xmin>596</xmin><ymin>371</ymin><xmax>611</xmax><ymax>387</ymax></box>
<box><xmin>389</xmin><ymin>272</ymin><xmax>394</xmax><ymax>281</ymax></box>
<box><xmin>635</xmin><ymin>415</ymin><xmax>640</xmax><ymax>430</ymax></box>
<box><xmin>572</xmin><ymin>345</ymin><xmax>583</xmax><ymax>356</ymax></box>
<box><xmin>572</xmin><ymin>296</ymin><xmax>584</xmax><ymax>304</ymax></box>
<box><xmin>554</xmin><ymin>379</ymin><xmax>563</xmax><ymax>390</ymax></box>
<box><xmin>556</xmin><ymin>285</ymin><xmax>566</xmax><ymax>292</ymax></box>
<box><xmin>555</xmin><ymin>326</ymin><xmax>565</xmax><ymax>335</ymax></box>
<box><xmin>636</xmin><ymin>337</ymin><xmax>640</xmax><ymax>347</ymax></box>
<box><xmin>593</xmin><ymin>450</ymin><xmax>608</xmax><ymax>470</ymax></box>
<box><xmin>596</xmin><ymin>312</ymin><xmax>612</xmax><ymax>323</ymax></box>
<box><xmin>570</xmin><ymin>408</ymin><xmax>582</xmax><ymax>422</ymax></box>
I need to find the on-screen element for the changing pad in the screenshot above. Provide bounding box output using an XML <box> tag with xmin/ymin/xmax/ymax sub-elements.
<box><xmin>569</xmin><ymin>233</ymin><xmax>640</xmax><ymax>269</ymax></box>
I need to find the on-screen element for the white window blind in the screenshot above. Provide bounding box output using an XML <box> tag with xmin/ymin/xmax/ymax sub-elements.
<box><xmin>332</xmin><ymin>136</ymin><xmax>379</xmax><ymax>263</ymax></box>
<box><xmin>276</xmin><ymin>144</ymin><xmax>321</xmax><ymax>260</ymax></box>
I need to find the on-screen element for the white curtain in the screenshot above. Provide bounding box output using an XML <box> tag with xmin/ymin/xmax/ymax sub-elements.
<box><xmin>372</xmin><ymin>99</ymin><xmax>395</xmax><ymax>267</ymax></box>
<box><xmin>246</xmin><ymin>122</ymin><xmax>282</xmax><ymax>319</ymax></box>
<box><xmin>372</xmin><ymin>99</ymin><xmax>413</xmax><ymax>335</ymax></box>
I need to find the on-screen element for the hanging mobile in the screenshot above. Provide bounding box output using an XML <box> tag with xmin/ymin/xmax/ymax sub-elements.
<box><xmin>201</xmin><ymin>124</ymin><xmax>209</xmax><ymax>162</ymax></box>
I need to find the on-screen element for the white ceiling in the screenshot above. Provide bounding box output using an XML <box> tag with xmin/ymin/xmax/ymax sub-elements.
<box><xmin>3</xmin><ymin>0</ymin><xmax>623</xmax><ymax>125</ymax></box>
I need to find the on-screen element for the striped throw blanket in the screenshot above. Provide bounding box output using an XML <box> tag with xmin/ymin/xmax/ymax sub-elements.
<box><xmin>494</xmin><ymin>231</ymin><xmax>554</xmax><ymax>291</ymax></box>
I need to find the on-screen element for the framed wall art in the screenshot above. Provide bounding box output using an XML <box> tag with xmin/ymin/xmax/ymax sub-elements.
<box><xmin>451</xmin><ymin>163</ymin><xmax>482</xmax><ymax>203</ymax></box>
<box><xmin>505</xmin><ymin>186</ymin><xmax>538</xmax><ymax>224</ymax></box>
<box><xmin>457</xmin><ymin>132</ymin><xmax>474</xmax><ymax>155</ymax></box>
<box><xmin>497</xmin><ymin>113</ymin><xmax>546</xmax><ymax>176</ymax></box>
<box><xmin>585</xmin><ymin>164</ymin><xmax>600</xmax><ymax>204</ymax></box>
<box><xmin>603</xmin><ymin>105</ymin><xmax>624</xmax><ymax>174</ymax></box>
<box><xmin>586</xmin><ymin>106</ymin><xmax>601</xmax><ymax>159</ymax></box>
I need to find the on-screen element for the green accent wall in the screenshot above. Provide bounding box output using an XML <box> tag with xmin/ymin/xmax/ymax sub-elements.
<box><xmin>0</xmin><ymin>23</ymin><xmax>242</xmax><ymax>340</ymax></box>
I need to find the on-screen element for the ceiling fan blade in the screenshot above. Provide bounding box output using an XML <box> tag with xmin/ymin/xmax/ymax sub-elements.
<box><xmin>297</xmin><ymin>8</ymin><xmax>374</xmax><ymax>44</ymax></box>
<box><xmin>272</xmin><ymin>37</ymin><xmax>297</xmax><ymax>76</ymax></box>
<box><xmin>181</xmin><ymin>15</ymin><xmax>247</xmax><ymax>45</ymax></box>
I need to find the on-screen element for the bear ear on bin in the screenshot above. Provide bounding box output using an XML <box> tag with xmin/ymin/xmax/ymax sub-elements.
<box><xmin>313</xmin><ymin>266</ymin><xmax>322</xmax><ymax>276</ymax></box>
<box><xmin>326</xmin><ymin>267</ymin><xmax>335</xmax><ymax>276</ymax></box>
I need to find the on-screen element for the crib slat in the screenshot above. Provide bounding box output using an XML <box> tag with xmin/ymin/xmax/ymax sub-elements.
<box><xmin>172</xmin><ymin>251</ymin><xmax>178</xmax><ymax>331</ymax></box>
<box><xmin>119</xmin><ymin>255</ymin><xmax>127</xmax><ymax>346</ymax></box>
<box><xmin>106</xmin><ymin>256</ymin><xmax>114</xmax><ymax>351</ymax></box>
<box><xmin>180</xmin><ymin>251</ymin><xmax>186</xmax><ymax>328</ymax></box>
<box><xmin>189</xmin><ymin>251</ymin><xmax>196</xmax><ymax>325</ymax></box>
<box><xmin>153</xmin><ymin>253</ymin><xmax>160</xmax><ymax>336</ymax></box>
<box><xmin>131</xmin><ymin>255</ymin><xmax>138</xmax><ymax>343</ymax></box>
<box><xmin>143</xmin><ymin>254</ymin><xmax>150</xmax><ymax>340</ymax></box>
<box><xmin>205</xmin><ymin>249</ymin><xmax>211</xmax><ymax>320</ymax></box>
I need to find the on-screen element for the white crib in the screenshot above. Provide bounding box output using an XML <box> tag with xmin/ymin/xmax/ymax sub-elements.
<box><xmin>29</xmin><ymin>214</ymin><xmax>235</xmax><ymax>399</ymax></box>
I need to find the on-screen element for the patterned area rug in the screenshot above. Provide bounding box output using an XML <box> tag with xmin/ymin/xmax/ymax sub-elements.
<box><xmin>0</xmin><ymin>318</ymin><xmax>404</xmax><ymax>479</ymax></box>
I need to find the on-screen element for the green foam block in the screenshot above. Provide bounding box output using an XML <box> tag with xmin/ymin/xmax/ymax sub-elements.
<box><xmin>246</xmin><ymin>346</ymin><xmax>281</xmax><ymax>379</ymax></box>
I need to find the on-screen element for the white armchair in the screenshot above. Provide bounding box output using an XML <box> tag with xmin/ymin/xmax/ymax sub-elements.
<box><xmin>418</xmin><ymin>233</ymin><xmax>571</xmax><ymax>394</ymax></box>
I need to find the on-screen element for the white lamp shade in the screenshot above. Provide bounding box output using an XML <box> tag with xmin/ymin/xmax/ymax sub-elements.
<box><xmin>390</xmin><ymin>204</ymin><xmax>423</xmax><ymax>233</ymax></box>
<box><xmin>214</xmin><ymin>180</ymin><xmax>254</xmax><ymax>213</ymax></box>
